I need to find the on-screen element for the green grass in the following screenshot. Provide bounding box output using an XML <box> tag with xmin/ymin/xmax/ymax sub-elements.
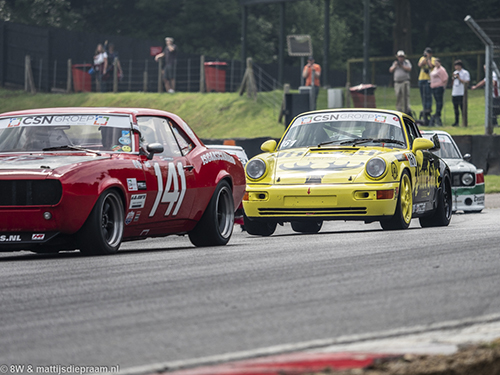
<box><xmin>485</xmin><ymin>175</ymin><xmax>500</xmax><ymax>193</ymax></box>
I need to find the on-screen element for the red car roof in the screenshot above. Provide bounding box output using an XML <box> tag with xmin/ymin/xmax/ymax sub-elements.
<box><xmin>0</xmin><ymin>107</ymin><xmax>175</xmax><ymax>117</ymax></box>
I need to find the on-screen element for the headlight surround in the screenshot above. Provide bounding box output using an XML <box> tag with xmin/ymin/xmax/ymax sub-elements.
<box><xmin>246</xmin><ymin>158</ymin><xmax>267</xmax><ymax>180</ymax></box>
<box><xmin>461</xmin><ymin>172</ymin><xmax>474</xmax><ymax>186</ymax></box>
<box><xmin>366</xmin><ymin>157</ymin><xmax>387</xmax><ymax>179</ymax></box>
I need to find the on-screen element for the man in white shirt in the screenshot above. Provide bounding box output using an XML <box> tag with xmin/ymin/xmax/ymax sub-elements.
<box><xmin>451</xmin><ymin>59</ymin><xmax>470</xmax><ymax>126</ymax></box>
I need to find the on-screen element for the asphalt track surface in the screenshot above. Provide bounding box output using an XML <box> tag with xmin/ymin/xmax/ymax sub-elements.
<box><xmin>1</xmin><ymin>196</ymin><xmax>499</xmax><ymax>374</ymax></box>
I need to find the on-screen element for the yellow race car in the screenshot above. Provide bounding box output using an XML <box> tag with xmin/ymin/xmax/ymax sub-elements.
<box><xmin>243</xmin><ymin>109</ymin><xmax>452</xmax><ymax>236</ymax></box>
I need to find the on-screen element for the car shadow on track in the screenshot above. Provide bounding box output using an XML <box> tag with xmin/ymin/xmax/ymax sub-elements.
<box><xmin>0</xmin><ymin>245</ymin><xmax>198</xmax><ymax>262</ymax></box>
<box><xmin>250</xmin><ymin>226</ymin><xmax>421</xmax><ymax>239</ymax></box>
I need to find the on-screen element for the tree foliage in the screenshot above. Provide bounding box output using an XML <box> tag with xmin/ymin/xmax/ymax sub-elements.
<box><xmin>1</xmin><ymin>0</ymin><xmax>499</xmax><ymax>71</ymax></box>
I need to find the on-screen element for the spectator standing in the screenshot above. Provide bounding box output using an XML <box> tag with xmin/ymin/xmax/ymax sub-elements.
<box><xmin>471</xmin><ymin>65</ymin><xmax>499</xmax><ymax>126</ymax></box>
<box><xmin>451</xmin><ymin>59</ymin><xmax>470</xmax><ymax>127</ymax></box>
<box><xmin>302</xmin><ymin>56</ymin><xmax>321</xmax><ymax>109</ymax></box>
<box><xmin>93</xmin><ymin>43</ymin><xmax>108</xmax><ymax>92</ymax></box>
<box><xmin>429</xmin><ymin>58</ymin><xmax>449</xmax><ymax>126</ymax></box>
<box><xmin>418</xmin><ymin>47</ymin><xmax>435</xmax><ymax>125</ymax></box>
<box><xmin>389</xmin><ymin>50</ymin><xmax>412</xmax><ymax>115</ymax></box>
<box><xmin>155</xmin><ymin>37</ymin><xmax>178</xmax><ymax>93</ymax></box>
<box><xmin>103</xmin><ymin>43</ymin><xmax>124</xmax><ymax>92</ymax></box>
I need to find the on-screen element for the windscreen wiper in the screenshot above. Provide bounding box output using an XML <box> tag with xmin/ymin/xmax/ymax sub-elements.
<box><xmin>370</xmin><ymin>138</ymin><xmax>406</xmax><ymax>146</ymax></box>
<box><xmin>339</xmin><ymin>138</ymin><xmax>373</xmax><ymax>146</ymax></box>
<box><xmin>339</xmin><ymin>138</ymin><xmax>406</xmax><ymax>147</ymax></box>
<box><xmin>42</xmin><ymin>145</ymin><xmax>101</xmax><ymax>155</ymax></box>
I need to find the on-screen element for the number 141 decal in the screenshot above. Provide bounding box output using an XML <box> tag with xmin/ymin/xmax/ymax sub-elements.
<box><xmin>149</xmin><ymin>162</ymin><xmax>186</xmax><ymax>217</ymax></box>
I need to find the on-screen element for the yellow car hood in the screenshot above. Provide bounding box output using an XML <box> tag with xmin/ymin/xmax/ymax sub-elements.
<box><xmin>273</xmin><ymin>147</ymin><xmax>383</xmax><ymax>184</ymax></box>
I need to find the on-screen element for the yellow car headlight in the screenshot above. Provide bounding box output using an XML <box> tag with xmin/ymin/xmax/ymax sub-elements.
<box><xmin>246</xmin><ymin>158</ymin><xmax>267</xmax><ymax>180</ymax></box>
<box><xmin>366</xmin><ymin>157</ymin><xmax>386</xmax><ymax>179</ymax></box>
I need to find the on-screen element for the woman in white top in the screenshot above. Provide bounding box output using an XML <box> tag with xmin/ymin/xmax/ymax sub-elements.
<box><xmin>93</xmin><ymin>43</ymin><xmax>108</xmax><ymax>92</ymax></box>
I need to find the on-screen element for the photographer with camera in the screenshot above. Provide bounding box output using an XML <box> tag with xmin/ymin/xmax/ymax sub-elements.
<box><xmin>417</xmin><ymin>47</ymin><xmax>435</xmax><ymax>125</ymax></box>
<box><xmin>451</xmin><ymin>59</ymin><xmax>470</xmax><ymax>126</ymax></box>
<box><xmin>389</xmin><ymin>50</ymin><xmax>412</xmax><ymax>115</ymax></box>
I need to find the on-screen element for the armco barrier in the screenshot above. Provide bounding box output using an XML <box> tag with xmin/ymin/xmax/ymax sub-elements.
<box><xmin>454</xmin><ymin>135</ymin><xmax>500</xmax><ymax>175</ymax></box>
<box><xmin>203</xmin><ymin>135</ymin><xmax>500</xmax><ymax>175</ymax></box>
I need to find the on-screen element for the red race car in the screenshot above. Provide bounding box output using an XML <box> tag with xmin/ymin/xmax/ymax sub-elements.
<box><xmin>0</xmin><ymin>107</ymin><xmax>245</xmax><ymax>255</ymax></box>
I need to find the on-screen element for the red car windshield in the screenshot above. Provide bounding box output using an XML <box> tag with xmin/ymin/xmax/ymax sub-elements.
<box><xmin>0</xmin><ymin>114</ymin><xmax>134</xmax><ymax>153</ymax></box>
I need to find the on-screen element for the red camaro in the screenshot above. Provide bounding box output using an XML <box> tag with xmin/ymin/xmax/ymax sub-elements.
<box><xmin>0</xmin><ymin>107</ymin><xmax>245</xmax><ymax>255</ymax></box>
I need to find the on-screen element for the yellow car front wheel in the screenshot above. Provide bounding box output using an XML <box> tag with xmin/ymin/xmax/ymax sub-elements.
<box><xmin>380</xmin><ymin>170</ymin><xmax>412</xmax><ymax>230</ymax></box>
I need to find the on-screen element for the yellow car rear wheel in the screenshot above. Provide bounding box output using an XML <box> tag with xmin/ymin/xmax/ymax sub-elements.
<box><xmin>380</xmin><ymin>170</ymin><xmax>412</xmax><ymax>230</ymax></box>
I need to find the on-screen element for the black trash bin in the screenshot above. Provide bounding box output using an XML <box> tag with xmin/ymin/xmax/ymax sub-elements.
<box><xmin>349</xmin><ymin>84</ymin><xmax>376</xmax><ymax>108</ymax></box>
<box><xmin>284</xmin><ymin>93</ymin><xmax>310</xmax><ymax>126</ymax></box>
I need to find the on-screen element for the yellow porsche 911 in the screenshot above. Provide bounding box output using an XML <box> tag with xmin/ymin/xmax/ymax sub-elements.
<box><xmin>243</xmin><ymin>109</ymin><xmax>452</xmax><ymax>236</ymax></box>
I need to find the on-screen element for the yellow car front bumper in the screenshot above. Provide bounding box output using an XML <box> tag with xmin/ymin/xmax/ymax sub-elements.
<box><xmin>243</xmin><ymin>182</ymin><xmax>400</xmax><ymax>220</ymax></box>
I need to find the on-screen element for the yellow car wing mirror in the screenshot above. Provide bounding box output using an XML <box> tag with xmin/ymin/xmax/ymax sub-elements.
<box><xmin>412</xmin><ymin>138</ymin><xmax>434</xmax><ymax>153</ymax></box>
<box><xmin>261</xmin><ymin>139</ymin><xmax>277</xmax><ymax>152</ymax></box>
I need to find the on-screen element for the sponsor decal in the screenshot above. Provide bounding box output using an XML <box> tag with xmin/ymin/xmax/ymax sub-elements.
<box><xmin>281</xmin><ymin>140</ymin><xmax>297</xmax><ymax>148</ymax></box>
<box><xmin>300</xmin><ymin>116</ymin><xmax>313</xmax><ymax>124</ymax></box>
<box><xmin>0</xmin><ymin>234</ymin><xmax>22</xmax><ymax>242</ymax></box>
<box><xmin>125</xmin><ymin>211</ymin><xmax>135</xmax><ymax>225</ymax></box>
<box><xmin>119</xmin><ymin>136</ymin><xmax>131</xmax><ymax>145</ymax></box>
<box><xmin>294</xmin><ymin>112</ymin><xmax>400</xmax><ymax>126</ymax></box>
<box><xmin>122</xmin><ymin>130</ymin><xmax>131</xmax><ymax>137</ymax></box>
<box><xmin>129</xmin><ymin>194</ymin><xmax>147</xmax><ymax>209</ymax></box>
<box><xmin>122</xmin><ymin>145</ymin><xmax>132</xmax><ymax>152</ymax></box>
<box><xmin>0</xmin><ymin>114</ymin><xmax>131</xmax><ymax>129</ymax></box>
<box><xmin>127</xmin><ymin>178</ymin><xmax>138</xmax><ymax>191</ymax></box>
<box><xmin>132</xmin><ymin>160</ymin><xmax>142</xmax><ymax>169</ymax></box>
<box><xmin>94</xmin><ymin>115</ymin><xmax>109</xmax><ymax>126</ymax></box>
<box><xmin>144</xmin><ymin>161</ymin><xmax>152</xmax><ymax>168</ymax></box>
<box><xmin>405</xmin><ymin>152</ymin><xmax>417</xmax><ymax>167</ymax></box>
<box><xmin>201</xmin><ymin>151</ymin><xmax>236</xmax><ymax>165</ymax></box>
<box><xmin>412</xmin><ymin>203</ymin><xmax>426</xmax><ymax>214</ymax></box>
<box><xmin>137</xmin><ymin>181</ymin><xmax>147</xmax><ymax>190</ymax></box>
<box><xmin>8</xmin><ymin>118</ymin><xmax>22</xmax><ymax>127</ymax></box>
<box><xmin>134</xmin><ymin>211</ymin><xmax>141</xmax><ymax>222</ymax></box>
<box><xmin>391</xmin><ymin>162</ymin><xmax>398</xmax><ymax>180</ymax></box>
<box><xmin>140</xmin><ymin>229</ymin><xmax>150</xmax><ymax>236</ymax></box>
<box><xmin>149</xmin><ymin>162</ymin><xmax>187</xmax><ymax>217</ymax></box>
<box><xmin>474</xmin><ymin>195</ymin><xmax>485</xmax><ymax>203</ymax></box>
<box><xmin>32</xmin><ymin>234</ymin><xmax>45</xmax><ymax>240</ymax></box>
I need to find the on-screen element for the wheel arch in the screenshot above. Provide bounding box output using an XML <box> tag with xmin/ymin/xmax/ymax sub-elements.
<box><xmin>96</xmin><ymin>179</ymin><xmax>128</xmax><ymax>211</ymax></box>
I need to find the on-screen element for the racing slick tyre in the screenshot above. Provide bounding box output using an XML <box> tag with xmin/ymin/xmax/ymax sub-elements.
<box><xmin>77</xmin><ymin>189</ymin><xmax>124</xmax><ymax>255</ymax></box>
<box><xmin>291</xmin><ymin>221</ymin><xmax>323</xmax><ymax>234</ymax></box>
<box><xmin>380</xmin><ymin>170</ymin><xmax>412</xmax><ymax>230</ymax></box>
<box><xmin>244</xmin><ymin>214</ymin><xmax>277</xmax><ymax>236</ymax></box>
<box><xmin>419</xmin><ymin>173</ymin><xmax>452</xmax><ymax>227</ymax></box>
<box><xmin>189</xmin><ymin>180</ymin><xmax>234</xmax><ymax>247</ymax></box>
